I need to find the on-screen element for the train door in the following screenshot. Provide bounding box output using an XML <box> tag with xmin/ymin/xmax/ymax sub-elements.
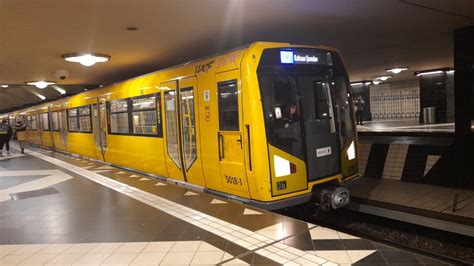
<box><xmin>92</xmin><ymin>97</ymin><xmax>108</xmax><ymax>161</ymax></box>
<box><xmin>47</xmin><ymin>107</ymin><xmax>56</xmax><ymax>150</ymax></box>
<box><xmin>59</xmin><ymin>105</ymin><xmax>68</xmax><ymax>151</ymax></box>
<box><xmin>216</xmin><ymin>71</ymin><xmax>249</xmax><ymax>195</ymax></box>
<box><xmin>162</xmin><ymin>80</ymin><xmax>186</xmax><ymax>182</ymax></box>
<box><xmin>177</xmin><ymin>77</ymin><xmax>206</xmax><ymax>186</ymax></box>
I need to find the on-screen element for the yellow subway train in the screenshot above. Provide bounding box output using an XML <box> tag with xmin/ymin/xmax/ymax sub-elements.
<box><xmin>2</xmin><ymin>42</ymin><xmax>359</xmax><ymax>210</ymax></box>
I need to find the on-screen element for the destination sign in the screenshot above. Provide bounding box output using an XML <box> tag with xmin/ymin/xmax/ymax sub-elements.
<box><xmin>280</xmin><ymin>50</ymin><xmax>320</xmax><ymax>65</ymax></box>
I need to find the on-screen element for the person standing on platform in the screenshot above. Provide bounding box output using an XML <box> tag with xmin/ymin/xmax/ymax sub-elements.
<box><xmin>355</xmin><ymin>96</ymin><xmax>365</xmax><ymax>125</ymax></box>
<box><xmin>0</xmin><ymin>119</ymin><xmax>13</xmax><ymax>156</ymax></box>
<box><xmin>13</xmin><ymin>120</ymin><xmax>27</xmax><ymax>154</ymax></box>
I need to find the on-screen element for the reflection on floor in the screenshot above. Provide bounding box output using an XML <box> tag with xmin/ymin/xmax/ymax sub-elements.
<box><xmin>357</xmin><ymin>119</ymin><xmax>454</xmax><ymax>133</ymax></box>
<box><xmin>0</xmin><ymin>147</ymin><xmax>448</xmax><ymax>265</ymax></box>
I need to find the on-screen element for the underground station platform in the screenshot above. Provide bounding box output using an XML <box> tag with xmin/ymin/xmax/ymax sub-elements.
<box><xmin>0</xmin><ymin>146</ymin><xmax>450</xmax><ymax>266</ymax></box>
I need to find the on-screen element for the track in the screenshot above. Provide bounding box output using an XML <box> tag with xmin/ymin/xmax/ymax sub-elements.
<box><xmin>279</xmin><ymin>204</ymin><xmax>474</xmax><ymax>265</ymax></box>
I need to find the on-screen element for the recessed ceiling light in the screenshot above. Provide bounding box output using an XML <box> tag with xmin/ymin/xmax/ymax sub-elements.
<box><xmin>372</xmin><ymin>80</ymin><xmax>381</xmax><ymax>85</ymax></box>
<box><xmin>364</xmin><ymin>81</ymin><xmax>372</xmax><ymax>86</ymax></box>
<box><xmin>62</xmin><ymin>53</ymin><xmax>111</xmax><ymax>67</ymax></box>
<box><xmin>26</xmin><ymin>81</ymin><xmax>56</xmax><ymax>89</ymax></box>
<box><xmin>377</xmin><ymin>75</ymin><xmax>392</xmax><ymax>81</ymax></box>
<box><xmin>415</xmin><ymin>70</ymin><xmax>444</xmax><ymax>76</ymax></box>
<box><xmin>386</xmin><ymin>67</ymin><xmax>408</xmax><ymax>74</ymax></box>
<box><xmin>1</xmin><ymin>85</ymin><xmax>8</xmax><ymax>88</ymax></box>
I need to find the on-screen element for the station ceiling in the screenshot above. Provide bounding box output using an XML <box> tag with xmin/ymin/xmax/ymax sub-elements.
<box><xmin>1</xmin><ymin>0</ymin><xmax>474</xmax><ymax>112</ymax></box>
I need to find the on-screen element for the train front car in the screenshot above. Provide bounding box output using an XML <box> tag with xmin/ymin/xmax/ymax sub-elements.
<box><xmin>245</xmin><ymin>44</ymin><xmax>358</xmax><ymax>210</ymax></box>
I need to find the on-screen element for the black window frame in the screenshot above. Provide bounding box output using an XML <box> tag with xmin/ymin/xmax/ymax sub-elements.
<box><xmin>130</xmin><ymin>93</ymin><xmax>162</xmax><ymax>137</ymax></box>
<box><xmin>67</xmin><ymin>105</ymin><xmax>92</xmax><ymax>133</ymax></box>
<box><xmin>217</xmin><ymin>80</ymin><xmax>240</xmax><ymax>131</ymax></box>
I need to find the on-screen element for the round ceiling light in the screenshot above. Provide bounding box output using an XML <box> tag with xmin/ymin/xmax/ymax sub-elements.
<box><xmin>62</xmin><ymin>53</ymin><xmax>111</xmax><ymax>67</ymax></box>
<box><xmin>376</xmin><ymin>75</ymin><xmax>392</xmax><ymax>81</ymax></box>
<box><xmin>1</xmin><ymin>85</ymin><xmax>8</xmax><ymax>88</ymax></box>
<box><xmin>386</xmin><ymin>67</ymin><xmax>408</xmax><ymax>74</ymax></box>
<box><xmin>26</xmin><ymin>81</ymin><xmax>56</xmax><ymax>89</ymax></box>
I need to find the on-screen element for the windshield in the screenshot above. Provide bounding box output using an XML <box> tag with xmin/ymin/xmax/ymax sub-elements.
<box><xmin>259</xmin><ymin>70</ymin><xmax>336</xmax><ymax>159</ymax></box>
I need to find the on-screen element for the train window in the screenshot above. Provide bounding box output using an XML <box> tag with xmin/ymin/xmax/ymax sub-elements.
<box><xmin>78</xmin><ymin>106</ymin><xmax>92</xmax><ymax>133</ymax></box>
<box><xmin>180</xmin><ymin>88</ymin><xmax>197</xmax><ymax>170</ymax></box>
<box><xmin>131</xmin><ymin>95</ymin><xmax>161</xmax><ymax>136</ymax></box>
<box><xmin>51</xmin><ymin>111</ymin><xmax>59</xmax><ymax>131</ymax></box>
<box><xmin>27</xmin><ymin>115</ymin><xmax>37</xmax><ymax>131</ymax></box>
<box><xmin>109</xmin><ymin>99</ymin><xmax>130</xmax><ymax>134</ymax></box>
<box><xmin>68</xmin><ymin>109</ymin><xmax>79</xmax><ymax>132</ymax></box>
<box><xmin>67</xmin><ymin>106</ymin><xmax>92</xmax><ymax>133</ymax></box>
<box><xmin>218</xmin><ymin>80</ymin><xmax>239</xmax><ymax>131</ymax></box>
<box><xmin>164</xmin><ymin>90</ymin><xmax>181</xmax><ymax>168</ymax></box>
<box><xmin>40</xmin><ymin>113</ymin><xmax>49</xmax><ymax>131</ymax></box>
<box><xmin>259</xmin><ymin>76</ymin><xmax>303</xmax><ymax>158</ymax></box>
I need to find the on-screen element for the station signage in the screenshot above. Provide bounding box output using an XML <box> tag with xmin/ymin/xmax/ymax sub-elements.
<box><xmin>280</xmin><ymin>50</ymin><xmax>319</xmax><ymax>65</ymax></box>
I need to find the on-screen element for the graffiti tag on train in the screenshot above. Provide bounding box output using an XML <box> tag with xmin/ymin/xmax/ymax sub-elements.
<box><xmin>195</xmin><ymin>60</ymin><xmax>214</xmax><ymax>75</ymax></box>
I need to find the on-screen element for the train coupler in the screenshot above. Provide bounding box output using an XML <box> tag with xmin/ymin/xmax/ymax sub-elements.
<box><xmin>317</xmin><ymin>187</ymin><xmax>350</xmax><ymax>211</ymax></box>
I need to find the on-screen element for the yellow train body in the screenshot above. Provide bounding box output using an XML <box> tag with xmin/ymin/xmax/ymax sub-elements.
<box><xmin>2</xmin><ymin>42</ymin><xmax>359</xmax><ymax>209</ymax></box>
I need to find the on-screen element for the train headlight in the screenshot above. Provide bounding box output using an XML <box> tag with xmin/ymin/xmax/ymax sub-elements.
<box><xmin>347</xmin><ymin>141</ymin><xmax>356</xmax><ymax>160</ymax></box>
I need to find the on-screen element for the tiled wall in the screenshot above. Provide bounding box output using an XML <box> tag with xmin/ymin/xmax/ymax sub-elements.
<box><xmin>369</xmin><ymin>80</ymin><xmax>420</xmax><ymax>120</ymax></box>
<box><xmin>357</xmin><ymin>139</ymin><xmax>449</xmax><ymax>186</ymax></box>
<box><xmin>381</xmin><ymin>143</ymin><xmax>409</xmax><ymax>180</ymax></box>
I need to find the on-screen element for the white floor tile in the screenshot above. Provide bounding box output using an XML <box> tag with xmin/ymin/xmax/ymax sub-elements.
<box><xmin>190</xmin><ymin>251</ymin><xmax>224</xmax><ymax>264</ymax></box>
<box><xmin>115</xmin><ymin>242</ymin><xmax>148</xmax><ymax>253</ymax></box>
<box><xmin>63</xmin><ymin>243</ymin><xmax>99</xmax><ymax>254</ymax></box>
<box><xmin>12</xmin><ymin>244</ymin><xmax>47</xmax><ymax>255</ymax></box>
<box><xmin>142</xmin><ymin>242</ymin><xmax>175</xmax><ymax>253</ymax></box>
<box><xmin>72</xmin><ymin>253</ymin><xmax>110</xmax><ymax>265</ymax></box>
<box><xmin>101</xmin><ymin>253</ymin><xmax>138</xmax><ymax>265</ymax></box>
<box><xmin>88</xmin><ymin>242</ymin><xmax>123</xmax><ymax>253</ymax></box>
<box><xmin>0</xmin><ymin>245</ymin><xmax>23</xmax><ymax>255</ymax></box>
<box><xmin>44</xmin><ymin>253</ymin><xmax>83</xmax><ymax>265</ymax></box>
<box><xmin>309</xmin><ymin>227</ymin><xmax>340</xmax><ymax>240</ymax></box>
<box><xmin>170</xmin><ymin>241</ymin><xmax>201</xmax><ymax>252</ymax></box>
<box><xmin>17</xmin><ymin>254</ymin><xmax>55</xmax><ymax>265</ymax></box>
<box><xmin>130</xmin><ymin>252</ymin><xmax>166</xmax><ymax>265</ymax></box>
<box><xmin>160</xmin><ymin>252</ymin><xmax>195</xmax><ymax>265</ymax></box>
<box><xmin>0</xmin><ymin>254</ymin><xmax>29</xmax><ymax>265</ymax></box>
<box><xmin>37</xmin><ymin>244</ymin><xmax>72</xmax><ymax>254</ymax></box>
<box><xmin>197</xmin><ymin>243</ymin><xmax>222</xmax><ymax>252</ymax></box>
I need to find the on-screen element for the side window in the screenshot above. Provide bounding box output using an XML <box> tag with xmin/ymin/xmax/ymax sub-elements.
<box><xmin>218</xmin><ymin>80</ymin><xmax>239</xmax><ymax>131</ymax></box>
<box><xmin>131</xmin><ymin>94</ymin><xmax>161</xmax><ymax>136</ymax></box>
<box><xmin>78</xmin><ymin>106</ymin><xmax>92</xmax><ymax>133</ymax></box>
<box><xmin>27</xmin><ymin>115</ymin><xmax>37</xmax><ymax>131</ymax></box>
<box><xmin>67</xmin><ymin>108</ymin><xmax>79</xmax><ymax>132</ymax></box>
<box><xmin>108</xmin><ymin>99</ymin><xmax>130</xmax><ymax>134</ymax></box>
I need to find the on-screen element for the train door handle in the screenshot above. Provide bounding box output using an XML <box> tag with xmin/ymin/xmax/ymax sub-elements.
<box><xmin>218</xmin><ymin>134</ymin><xmax>224</xmax><ymax>161</ymax></box>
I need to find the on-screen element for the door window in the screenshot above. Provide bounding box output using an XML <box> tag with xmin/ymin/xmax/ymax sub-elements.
<box><xmin>164</xmin><ymin>90</ymin><xmax>181</xmax><ymax>168</ymax></box>
<box><xmin>218</xmin><ymin>81</ymin><xmax>239</xmax><ymax>131</ymax></box>
<box><xmin>40</xmin><ymin>113</ymin><xmax>49</xmax><ymax>131</ymax></box>
<box><xmin>180</xmin><ymin>88</ymin><xmax>196</xmax><ymax>170</ymax></box>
